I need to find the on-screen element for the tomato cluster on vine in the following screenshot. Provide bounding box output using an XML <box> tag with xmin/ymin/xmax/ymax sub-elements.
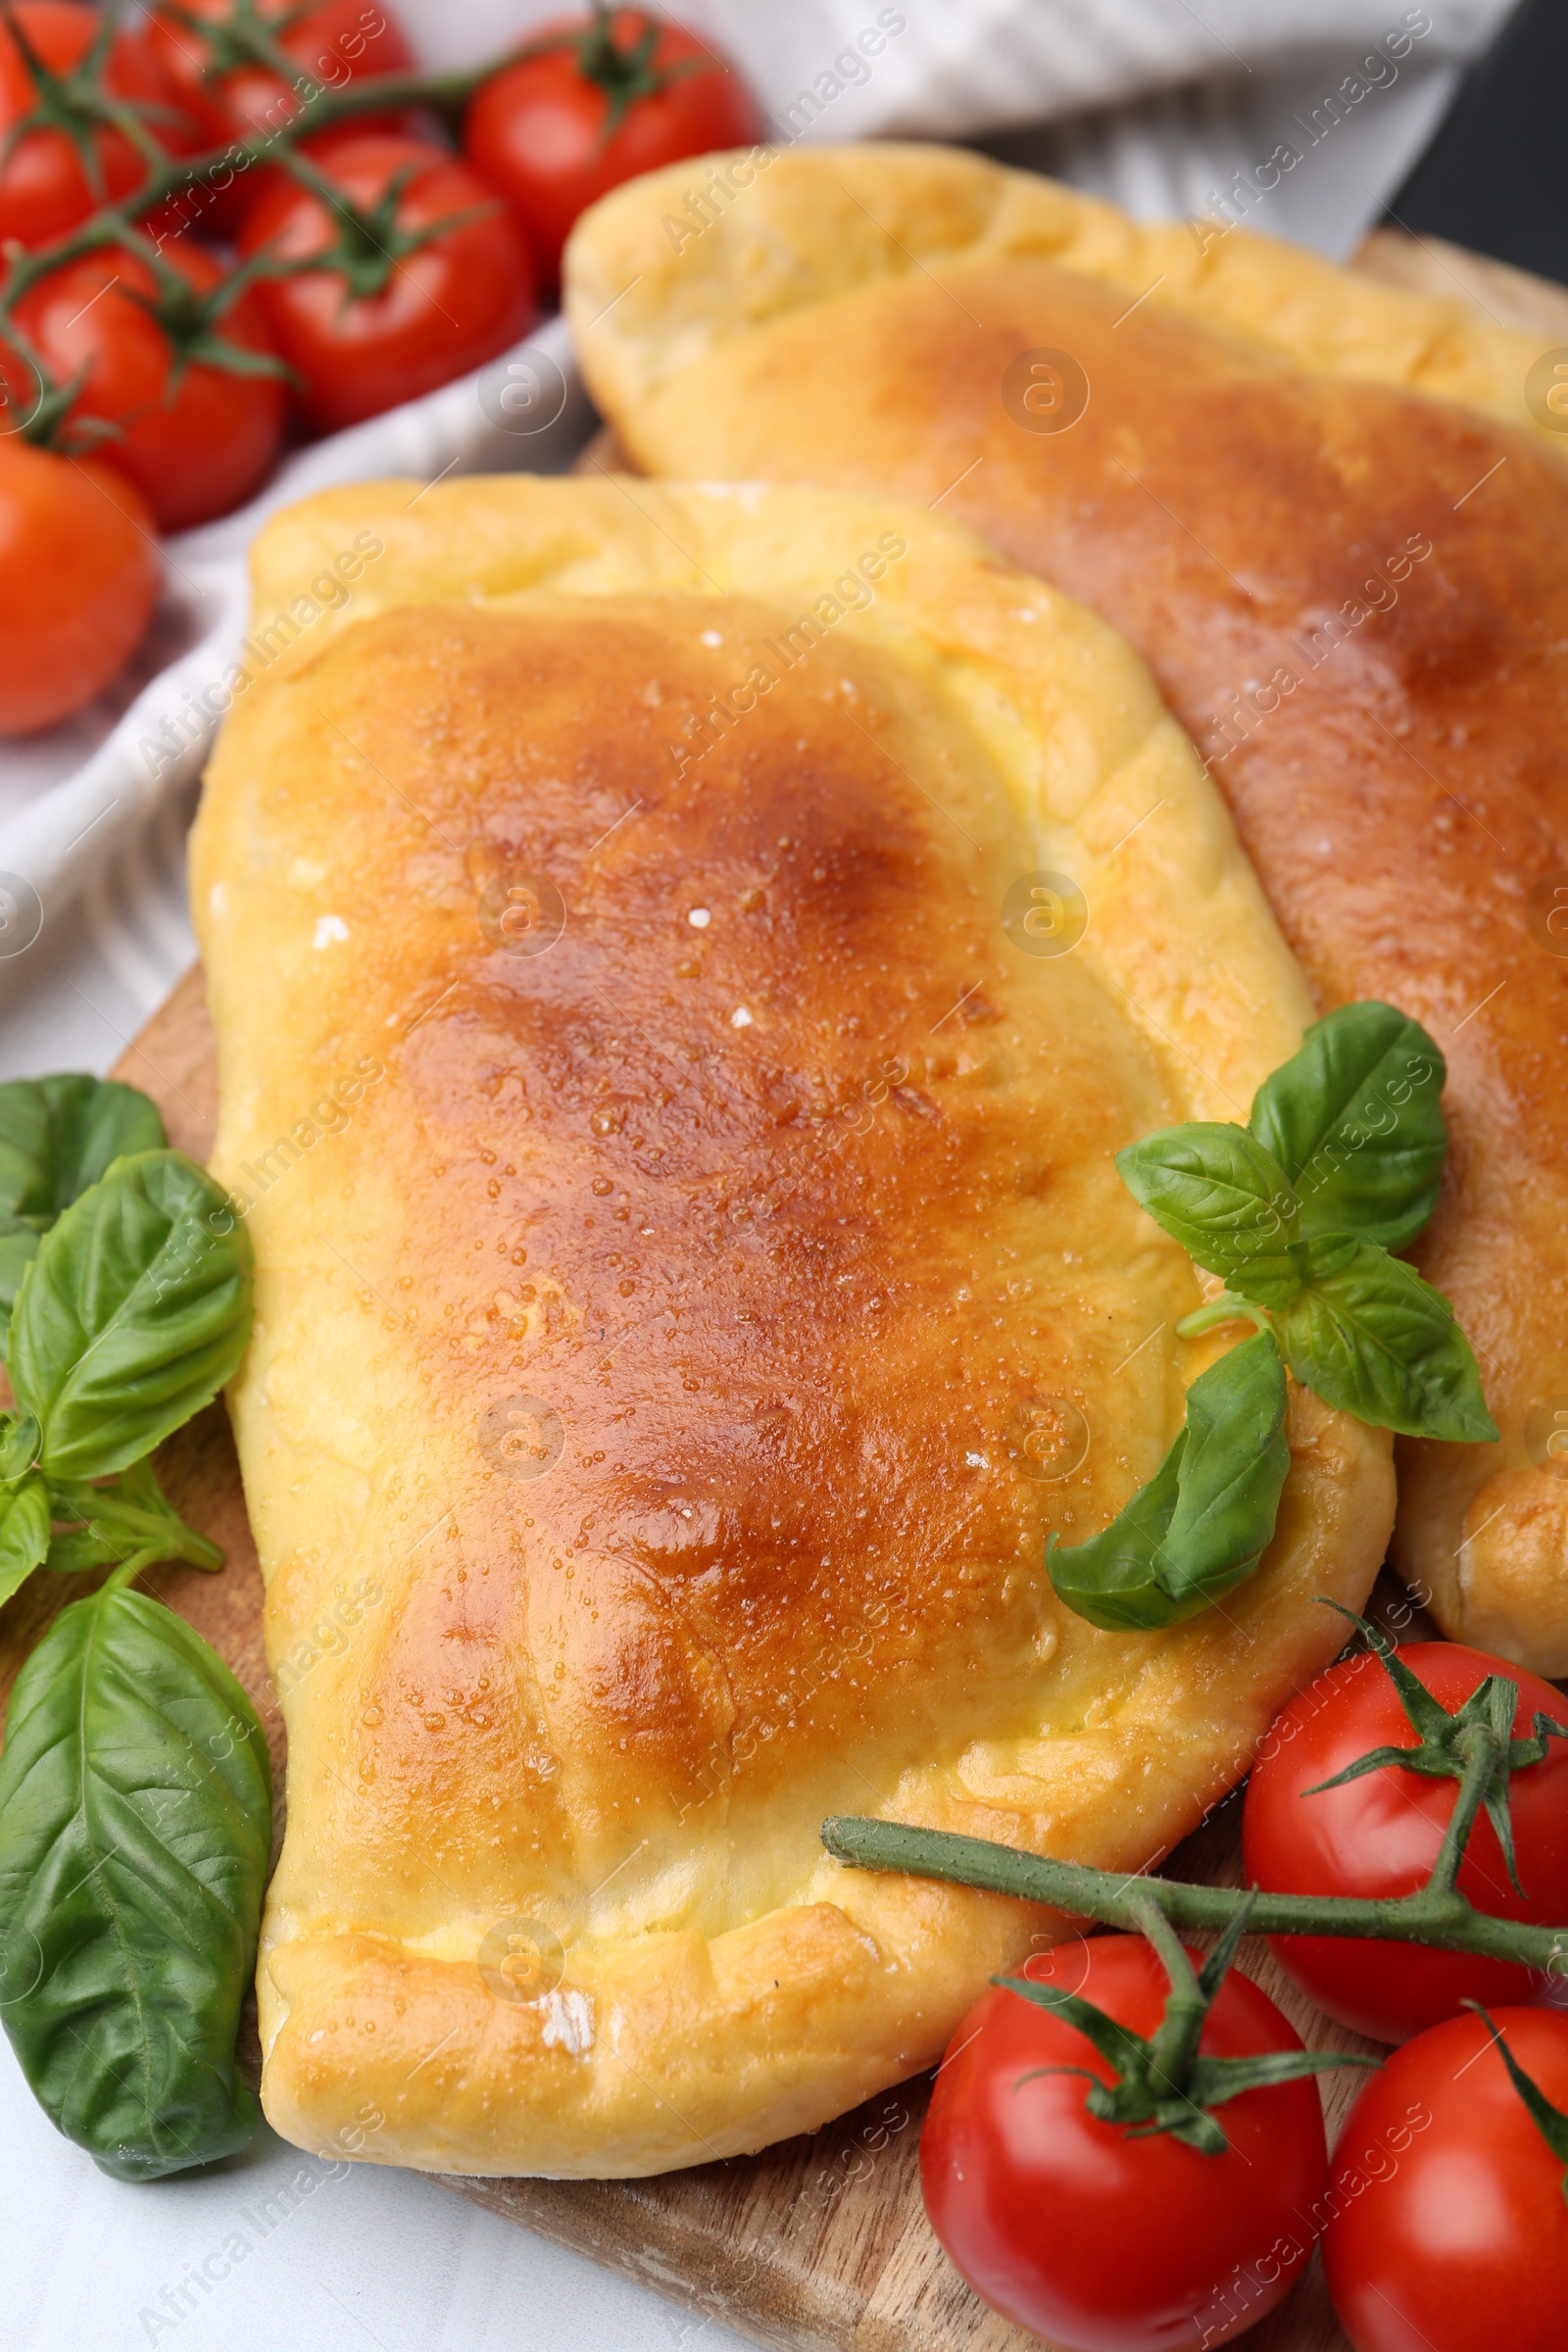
<box><xmin>0</xmin><ymin>0</ymin><xmax>761</xmax><ymax>733</ymax></box>
<box><xmin>908</xmin><ymin>1626</ymin><xmax>1568</xmax><ymax>2352</ymax></box>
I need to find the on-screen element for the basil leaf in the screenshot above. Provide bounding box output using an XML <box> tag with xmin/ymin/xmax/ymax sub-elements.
<box><xmin>1047</xmin><ymin>1428</ymin><xmax>1189</xmax><ymax>1633</ymax></box>
<box><xmin>8</xmin><ymin>1152</ymin><xmax>254</xmax><ymax>1482</ymax></box>
<box><xmin>42</xmin><ymin>1524</ymin><xmax>123</xmax><ymax>1577</ymax></box>
<box><xmin>1290</xmin><ymin>1231</ymin><xmax>1359</xmax><ymax>1283</ymax></box>
<box><xmin>0</xmin><ymin>1075</ymin><xmax>166</xmax><ymax>1227</ymax></box>
<box><xmin>0</xmin><ymin>1468</ymin><xmax>50</xmax><ymax>1608</ymax></box>
<box><xmin>0</xmin><ymin>1081</ymin><xmax>165</xmax><ymax>1356</ymax></box>
<box><xmin>0</xmin><ymin>1407</ymin><xmax>37</xmax><ymax>1482</ymax></box>
<box><xmin>1273</xmin><ymin>1241</ymin><xmax>1497</xmax><ymax>1443</ymax></box>
<box><xmin>1248</xmin><ymin>1003</ymin><xmax>1446</xmax><ymax>1250</ymax></box>
<box><xmin>1161</xmin><ymin>1331</ymin><xmax>1292</xmax><ymax>1596</ymax></box>
<box><xmin>1048</xmin><ymin>1332</ymin><xmax>1290</xmax><ymax>1630</ymax></box>
<box><xmin>0</xmin><ymin>1581</ymin><xmax>270</xmax><ymax>2180</ymax></box>
<box><xmin>1116</xmin><ymin>1124</ymin><xmax>1301</xmax><ymax>1306</ymax></box>
<box><xmin>0</xmin><ymin>1220</ymin><xmax>38</xmax><ymax>1354</ymax></box>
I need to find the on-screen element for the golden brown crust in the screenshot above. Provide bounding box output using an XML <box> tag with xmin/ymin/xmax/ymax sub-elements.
<box><xmin>564</xmin><ymin>143</ymin><xmax>1554</xmax><ymax>447</ymax></box>
<box><xmin>194</xmin><ymin>478</ymin><xmax>1391</xmax><ymax>2176</ymax></box>
<box><xmin>567</xmin><ymin>144</ymin><xmax>1568</xmax><ymax>1676</ymax></box>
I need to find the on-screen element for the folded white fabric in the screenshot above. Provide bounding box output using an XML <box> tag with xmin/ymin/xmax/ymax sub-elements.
<box><xmin>415</xmin><ymin>0</ymin><xmax>1512</xmax><ymax>137</ymax></box>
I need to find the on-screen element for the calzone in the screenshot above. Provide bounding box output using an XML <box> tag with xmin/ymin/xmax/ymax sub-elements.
<box><xmin>566</xmin><ymin>144</ymin><xmax>1568</xmax><ymax>1676</ymax></box>
<box><xmin>193</xmin><ymin>478</ymin><xmax>1391</xmax><ymax>2176</ymax></box>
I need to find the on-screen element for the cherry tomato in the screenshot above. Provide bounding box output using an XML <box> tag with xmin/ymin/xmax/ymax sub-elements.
<box><xmin>145</xmin><ymin>0</ymin><xmax>413</xmax><ymax>145</ymax></box>
<box><xmin>0</xmin><ymin>3</ymin><xmax>195</xmax><ymax>248</ymax></box>
<box><xmin>464</xmin><ymin>6</ymin><xmax>761</xmax><ymax>289</ymax></box>
<box><xmin>0</xmin><ymin>438</ymin><xmax>159</xmax><ymax>733</ymax></box>
<box><xmin>237</xmin><ymin>133</ymin><xmax>533</xmax><ymax>432</ymax></box>
<box><xmin>920</xmin><ymin>1936</ymin><xmax>1330</xmax><ymax>2352</ymax></box>
<box><xmin>0</xmin><ymin>246</ymin><xmax>284</xmax><ymax>532</ymax></box>
<box><xmin>1244</xmin><ymin>1641</ymin><xmax>1568</xmax><ymax>2041</ymax></box>
<box><xmin>1323</xmin><ymin>2007</ymin><xmax>1568</xmax><ymax>2352</ymax></box>
<box><xmin>145</xmin><ymin>0</ymin><xmax>415</xmax><ymax>234</ymax></box>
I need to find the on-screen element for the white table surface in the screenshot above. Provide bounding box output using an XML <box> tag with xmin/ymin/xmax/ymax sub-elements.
<box><xmin>3</xmin><ymin>2033</ymin><xmax>736</xmax><ymax>2352</ymax></box>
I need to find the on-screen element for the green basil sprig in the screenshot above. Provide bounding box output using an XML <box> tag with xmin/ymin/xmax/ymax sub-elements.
<box><xmin>0</xmin><ymin>1081</ymin><xmax>268</xmax><ymax>2181</ymax></box>
<box><xmin>0</xmin><ymin>1076</ymin><xmax>166</xmax><ymax>1351</ymax></box>
<box><xmin>1050</xmin><ymin>1004</ymin><xmax>1495</xmax><ymax>1632</ymax></box>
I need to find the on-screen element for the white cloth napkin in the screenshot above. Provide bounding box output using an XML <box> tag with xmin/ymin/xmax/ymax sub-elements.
<box><xmin>0</xmin><ymin>7</ymin><xmax>1520</xmax><ymax>2352</ymax></box>
<box><xmin>404</xmin><ymin>0</ymin><xmax>1513</xmax><ymax>131</ymax></box>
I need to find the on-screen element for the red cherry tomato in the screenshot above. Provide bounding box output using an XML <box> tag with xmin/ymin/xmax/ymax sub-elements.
<box><xmin>237</xmin><ymin>133</ymin><xmax>534</xmax><ymax>432</ymax></box>
<box><xmin>464</xmin><ymin>7</ymin><xmax>761</xmax><ymax>289</ymax></box>
<box><xmin>0</xmin><ymin>3</ymin><xmax>195</xmax><ymax>248</ymax></box>
<box><xmin>145</xmin><ymin>0</ymin><xmax>413</xmax><ymax>144</ymax></box>
<box><xmin>1323</xmin><ymin>2007</ymin><xmax>1568</xmax><ymax>2352</ymax></box>
<box><xmin>0</xmin><ymin>439</ymin><xmax>159</xmax><ymax>733</ymax></box>
<box><xmin>0</xmin><ymin>247</ymin><xmax>284</xmax><ymax>532</ymax></box>
<box><xmin>920</xmin><ymin>1936</ymin><xmax>1330</xmax><ymax>2352</ymax></box>
<box><xmin>1243</xmin><ymin>1641</ymin><xmax>1568</xmax><ymax>2041</ymax></box>
<box><xmin>145</xmin><ymin>0</ymin><xmax>416</xmax><ymax>234</ymax></box>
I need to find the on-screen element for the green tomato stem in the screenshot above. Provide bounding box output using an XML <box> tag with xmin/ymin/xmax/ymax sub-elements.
<box><xmin>819</xmin><ymin>1817</ymin><xmax>1568</xmax><ymax>1973</ymax></box>
<box><xmin>0</xmin><ymin>39</ymin><xmax>549</xmax><ymax>432</ymax></box>
<box><xmin>1128</xmin><ymin>1892</ymin><xmax>1212</xmax><ymax>2088</ymax></box>
<box><xmin>1424</xmin><ymin>1713</ymin><xmax>1505</xmax><ymax>1898</ymax></box>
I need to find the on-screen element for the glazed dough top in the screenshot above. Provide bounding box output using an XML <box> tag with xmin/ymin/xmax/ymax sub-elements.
<box><xmin>192</xmin><ymin>479</ymin><xmax>1391</xmax><ymax>2175</ymax></box>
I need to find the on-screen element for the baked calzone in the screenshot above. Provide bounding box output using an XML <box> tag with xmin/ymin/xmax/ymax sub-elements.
<box><xmin>566</xmin><ymin>145</ymin><xmax>1568</xmax><ymax>1676</ymax></box>
<box><xmin>193</xmin><ymin>478</ymin><xmax>1391</xmax><ymax>2176</ymax></box>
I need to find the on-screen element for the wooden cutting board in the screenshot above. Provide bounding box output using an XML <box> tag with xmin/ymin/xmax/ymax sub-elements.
<box><xmin>0</xmin><ymin>961</ymin><xmax>1393</xmax><ymax>2352</ymax></box>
